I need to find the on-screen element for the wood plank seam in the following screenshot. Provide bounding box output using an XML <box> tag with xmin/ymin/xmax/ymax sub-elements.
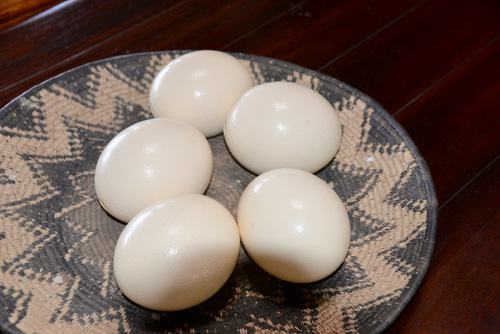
<box><xmin>316</xmin><ymin>0</ymin><xmax>428</xmax><ymax>73</ymax></box>
<box><xmin>438</xmin><ymin>154</ymin><xmax>500</xmax><ymax>211</ymax></box>
<box><xmin>220</xmin><ymin>0</ymin><xmax>310</xmax><ymax>51</ymax></box>
<box><xmin>0</xmin><ymin>0</ymin><xmax>193</xmax><ymax>97</ymax></box>
<box><xmin>393</xmin><ymin>34</ymin><xmax>500</xmax><ymax>117</ymax></box>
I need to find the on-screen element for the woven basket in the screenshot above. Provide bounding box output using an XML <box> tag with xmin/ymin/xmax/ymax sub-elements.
<box><xmin>0</xmin><ymin>51</ymin><xmax>437</xmax><ymax>334</ymax></box>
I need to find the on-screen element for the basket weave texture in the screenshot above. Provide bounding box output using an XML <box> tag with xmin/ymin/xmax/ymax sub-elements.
<box><xmin>0</xmin><ymin>51</ymin><xmax>437</xmax><ymax>334</ymax></box>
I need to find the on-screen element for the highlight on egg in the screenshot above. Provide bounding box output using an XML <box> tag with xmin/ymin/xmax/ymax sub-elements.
<box><xmin>236</xmin><ymin>168</ymin><xmax>351</xmax><ymax>283</ymax></box>
<box><xmin>149</xmin><ymin>50</ymin><xmax>254</xmax><ymax>137</ymax></box>
<box><xmin>113</xmin><ymin>194</ymin><xmax>241</xmax><ymax>311</ymax></box>
<box><xmin>94</xmin><ymin>118</ymin><xmax>213</xmax><ymax>223</ymax></box>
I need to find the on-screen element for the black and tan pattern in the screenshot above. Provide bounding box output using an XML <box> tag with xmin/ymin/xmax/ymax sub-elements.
<box><xmin>0</xmin><ymin>51</ymin><xmax>437</xmax><ymax>334</ymax></box>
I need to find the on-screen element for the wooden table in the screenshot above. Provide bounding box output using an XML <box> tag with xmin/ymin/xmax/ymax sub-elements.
<box><xmin>1</xmin><ymin>1</ymin><xmax>498</xmax><ymax>333</ymax></box>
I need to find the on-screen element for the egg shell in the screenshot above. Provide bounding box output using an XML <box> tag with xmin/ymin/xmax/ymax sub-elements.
<box><xmin>113</xmin><ymin>194</ymin><xmax>240</xmax><ymax>311</ymax></box>
<box><xmin>94</xmin><ymin>118</ymin><xmax>213</xmax><ymax>223</ymax></box>
<box><xmin>237</xmin><ymin>168</ymin><xmax>351</xmax><ymax>283</ymax></box>
<box><xmin>149</xmin><ymin>50</ymin><xmax>254</xmax><ymax>137</ymax></box>
<box><xmin>224</xmin><ymin>81</ymin><xmax>342</xmax><ymax>174</ymax></box>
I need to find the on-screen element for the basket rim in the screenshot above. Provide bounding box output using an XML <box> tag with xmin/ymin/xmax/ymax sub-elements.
<box><xmin>0</xmin><ymin>50</ymin><xmax>438</xmax><ymax>334</ymax></box>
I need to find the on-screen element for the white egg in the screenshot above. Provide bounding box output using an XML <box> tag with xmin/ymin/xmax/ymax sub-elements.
<box><xmin>237</xmin><ymin>168</ymin><xmax>350</xmax><ymax>283</ymax></box>
<box><xmin>149</xmin><ymin>50</ymin><xmax>254</xmax><ymax>137</ymax></box>
<box><xmin>113</xmin><ymin>194</ymin><xmax>240</xmax><ymax>311</ymax></box>
<box><xmin>224</xmin><ymin>81</ymin><xmax>342</xmax><ymax>175</ymax></box>
<box><xmin>94</xmin><ymin>118</ymin><xmax>213</xmax><ymax>223</ymax></box>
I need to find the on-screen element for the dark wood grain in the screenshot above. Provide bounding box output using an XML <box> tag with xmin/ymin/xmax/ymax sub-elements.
<box><xmin>223</xmin><ymin>0</ymin><xmax>425</xmax><ymax>68</ymax></box>
<box><xmin>320</xmin><ymin>0</ymin><xmax>500</xmax><ymax>114</ymax></box>
<box><xmin>0</xmin><ymin>0</ymin><xmax>65</xmax><ymax>30</ymax></box>
<box><xmin>1</xmin><ymin>0</ymin><xmax>499</xmax><ymax>333</ymax></box>
<box><xmin>0</xmin><ymin>0</ymin><xmax>307</xmax><ymax>107</ymax></box>
<box><xmin>395</xmin><ymin>37</ymin><xmax>500</xmax><ymax>205</ymax></box>
<box><xmin>0</xmin><ymin>0</ymin><xmax>183</xmax><ymax>103</ymax></box>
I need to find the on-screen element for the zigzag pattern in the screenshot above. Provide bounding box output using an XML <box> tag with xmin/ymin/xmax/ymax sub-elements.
<box><xmin>0</xmin><ymin>52</ymin><xmax>434</xmax><ymax>334</ymax></box>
